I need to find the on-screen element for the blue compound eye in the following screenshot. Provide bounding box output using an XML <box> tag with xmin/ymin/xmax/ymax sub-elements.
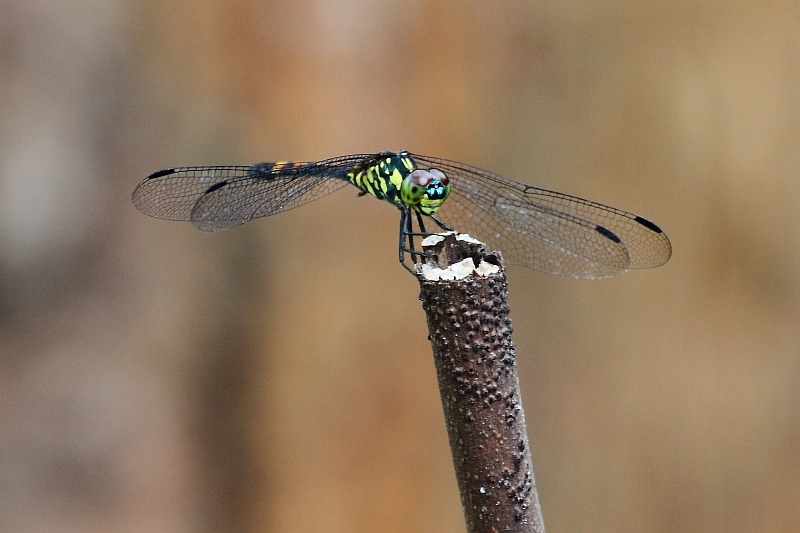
<box><xmin>423</xmin><ymin>169</ymin><xmax>449</xmax><ymax>200</ymax></box>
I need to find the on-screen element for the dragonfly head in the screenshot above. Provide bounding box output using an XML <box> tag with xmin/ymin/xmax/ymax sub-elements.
<box><xmin>401</xmin><ymin>168</ymin><xmax>451</xmax><ymax>215</ymax></box>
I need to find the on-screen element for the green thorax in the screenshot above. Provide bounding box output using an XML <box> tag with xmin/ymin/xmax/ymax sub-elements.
<box><xmin>347</xmin><ymin>151</ymin><xmax>450</xmax><ymax>215</ymax></box>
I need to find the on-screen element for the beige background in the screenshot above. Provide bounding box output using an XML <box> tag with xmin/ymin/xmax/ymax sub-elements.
<box><xmin>2</xmin><ymin>1</ymin><xmax>799</xmax><ymax>532</ymax></box>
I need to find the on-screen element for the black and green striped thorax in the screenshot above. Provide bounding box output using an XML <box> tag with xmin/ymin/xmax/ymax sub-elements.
<box><xmin>347</xmin><ymin>151</ymin><xmax>416</xmax><ymax>207</ymax></box>
<box><xmin>347</xmin><ymin>151</ymin><xmax>451</xmax><ymax>215</ymax></box>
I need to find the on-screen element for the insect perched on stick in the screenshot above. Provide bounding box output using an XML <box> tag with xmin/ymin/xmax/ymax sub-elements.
<box><xmin>132</xmin><ymin>150</ymin><xmax>671</xmax><ymax>278</ymax></box>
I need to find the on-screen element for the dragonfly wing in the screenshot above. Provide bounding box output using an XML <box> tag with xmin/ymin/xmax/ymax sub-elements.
<box><xmin>132</xmin><ymin>166</ymin><xmax>250</xmax><ymax>222</ymax></box>
<box><xmin>188</xmin><ymin>168</ymin><xmax>350</xmax><ymax>232</ymax></box>
<box><xmin>412</xmin><ymin>155</ymin><xmax>672</xmax><ymax>278</ymax></box>
<box><xmin>443</xmin><ymin>175</ymin><xmax>631</xmax><ymax>278</ymax></box>
<box><xmin>132</xmin><ymin>155</ymin><xmax>371</xmax><ymax>232</ymax></box>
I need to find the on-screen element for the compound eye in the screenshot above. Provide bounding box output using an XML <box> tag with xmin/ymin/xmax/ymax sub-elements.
<box><xmin>408</xmin><ymin>169</ymin><xmax>433</xmax><ymax>187</ymax></box>
<box><xmin>402</xmin><ymin>168</ymin><xmax>451</xmax><ymax>210</ymax></box>
<box><xmin>429</xmin><ymin>168</ymin><xmax>448</xmax><ymax>185</ymax></box>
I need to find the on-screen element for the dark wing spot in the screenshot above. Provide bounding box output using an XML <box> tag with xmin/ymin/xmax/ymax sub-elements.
<box><xmin>595</xmin><ymin>225</ymin><xmax>621</xmax><ymax>243</ymax></box>
<box><xmin>634</xmin><ymin>216</ymin><xmax>663</xmax><ymax>233</ymax></box>
<box><xmin>148</xmin><ymin>168</ymin><xmax>176</xmax><ymax>179</ymax></box>
<box><xmin>205</xmin><ymin>180</ymin><xmax>228</xmax><ymax>194</ymax></box>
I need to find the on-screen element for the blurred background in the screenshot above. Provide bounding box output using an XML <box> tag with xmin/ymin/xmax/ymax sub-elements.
<box><xmin>1</xmin><ymin>1</ymin><xmax>799</xmax><ymax>532</ymax></box>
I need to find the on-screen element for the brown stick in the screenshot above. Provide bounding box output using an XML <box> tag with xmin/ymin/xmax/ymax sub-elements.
<box><xmin>417</xmin><ymin>233</ymin><xmax>545</xmax><ymax>533</ymax></box>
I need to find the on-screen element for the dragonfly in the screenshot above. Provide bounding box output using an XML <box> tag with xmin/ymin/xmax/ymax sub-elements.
<box><xmin>131</xmin><ymin>150</ymin><xmax>671</xmax><ymax>278</ymax></box>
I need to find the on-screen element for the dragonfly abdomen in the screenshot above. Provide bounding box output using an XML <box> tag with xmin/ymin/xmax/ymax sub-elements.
<box><xmin>250</xmin><ymin>160</ymin><xmax>311</xmax><ymax>176</ymax></box>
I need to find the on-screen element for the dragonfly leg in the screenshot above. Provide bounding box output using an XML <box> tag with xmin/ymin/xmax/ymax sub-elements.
<box><xmin>399</xmin><ymin>209</ymin><xmax>435</xmax><ymax>274</ymax></box>
<box><xmin>408</xmin><ymin>210</ymin><xmax>419</xmax><ymax>260</ymax></box>
<box><xmin>398</xmin><ymin>209</ymin><xmax>416</xmax><ymax>274</ymax></box>
<box><xmin>415</xmin><ymin>211</ymin><xmax>427</xmax><ymax>234</ymax></box>
<box><xmin>430</xmin><ymin>214</ymin><xmax>452</xmax><ymax>232</ymax></box>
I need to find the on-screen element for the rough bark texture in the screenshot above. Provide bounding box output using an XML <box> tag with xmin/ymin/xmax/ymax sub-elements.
<box><xmin>417</xmin><ymin>234</ymin><xmax>545</xmax><ymax>533</ymax></box>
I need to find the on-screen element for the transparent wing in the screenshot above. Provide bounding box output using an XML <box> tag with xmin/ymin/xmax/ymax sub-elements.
<box><xmin>411</xmin><ymin>154</ymin><xmax>672</xmax><ymax>279</ymax></box>
<box><xmin>132</xmin><ymin>155</ymin><xmax>373</xmax><ymax>232</ymax></box>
